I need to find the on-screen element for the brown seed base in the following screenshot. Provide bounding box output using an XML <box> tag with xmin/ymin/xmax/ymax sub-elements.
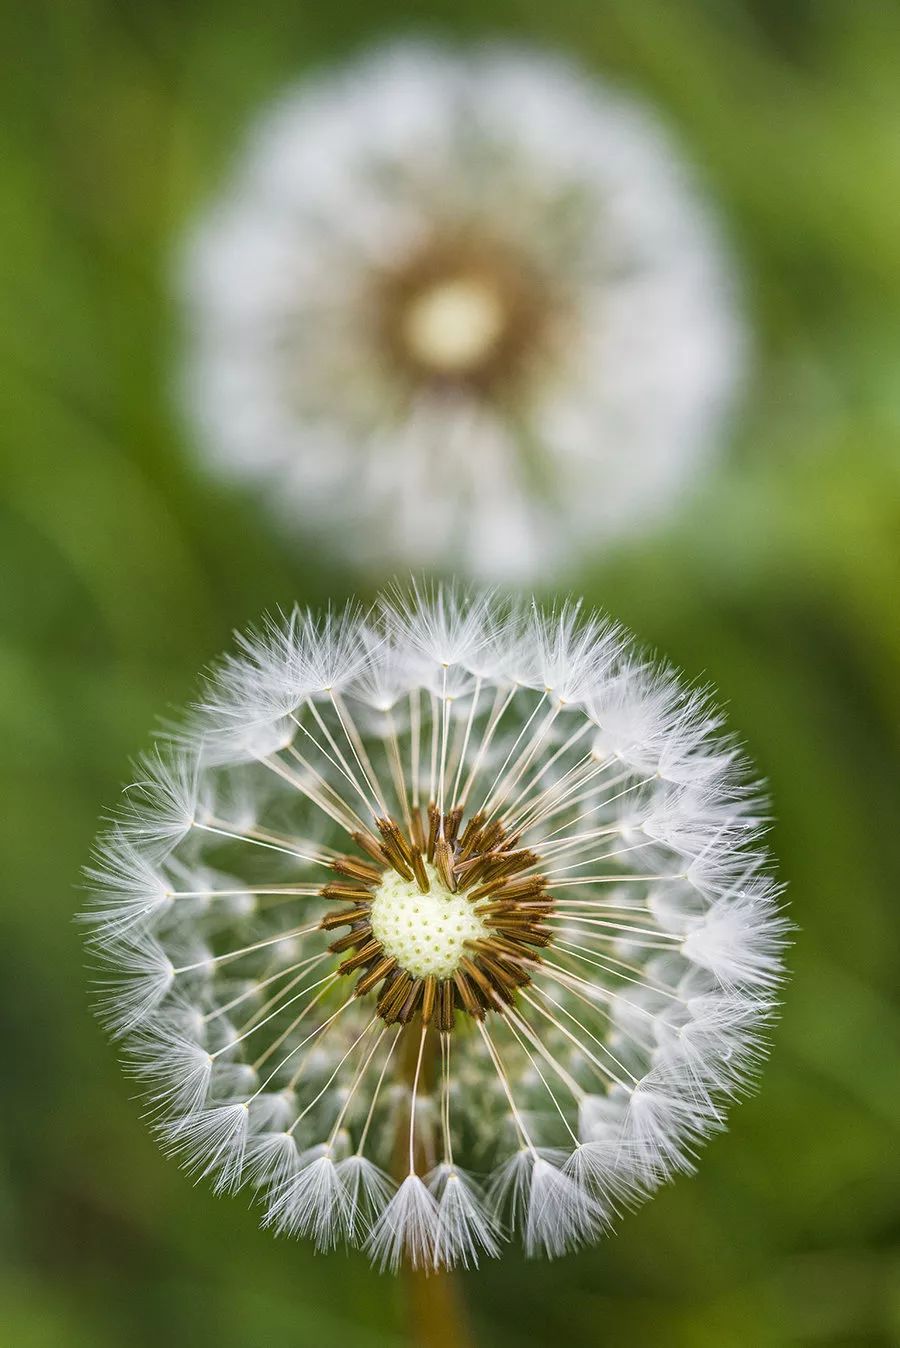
<box><xmin>319</xmin><ymin>805</ymin><xmax>553</xmax><ymax>1029</ymax></box>
<box><xmin>367</xmin><ymin>231</ymin><xmax>566</xmax><ymax>399</ymax></box>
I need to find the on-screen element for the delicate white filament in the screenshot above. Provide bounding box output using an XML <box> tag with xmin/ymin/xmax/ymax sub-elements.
<box><xmin>178</xmin><ymin>43</ymin><xmax>746</xmax><ymax>580</ymax></box>
<box><xmin>85</xmin><ymin>584</ymin><xmax>786</xmax><ymax>1268</ymax></box>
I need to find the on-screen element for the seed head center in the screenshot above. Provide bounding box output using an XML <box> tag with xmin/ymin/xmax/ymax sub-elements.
<box><xmin>369</xmin><ymin>865</ymin><xmax>488</xmax><ymax>980</ymax></box>
<box><xmin>401</xmin><ymin>276</ymin><xmax>505</xmax><ymax>375</ymax></box>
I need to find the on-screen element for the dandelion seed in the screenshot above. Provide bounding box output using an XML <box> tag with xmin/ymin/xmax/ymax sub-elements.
<box><xmin>84</xmin><ymin>584</ymin><xmax>787</xmax><ymax>1266</ymax></box>
<box><xmin>178</xmin><ymin>43</ymin><xmax>745</xmax><ymax>580</ymax></box>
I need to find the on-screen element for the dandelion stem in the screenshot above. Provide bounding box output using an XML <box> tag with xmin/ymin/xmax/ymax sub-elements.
<box><xmin>395</xmin><ymin>1024</ymin><xmax>473</xmax><ymax>1348</ymax></box>
<box><xmin>402</xmin><ymin>1266</ymin><xmax>474</xmax><ymax>1348</ymax></box>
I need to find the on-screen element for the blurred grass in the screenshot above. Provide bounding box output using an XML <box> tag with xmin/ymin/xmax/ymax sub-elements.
<box><xmin>1</xmin><ymin>1</ymin><xmax>899</xmax><ymax>1344</ymax></box>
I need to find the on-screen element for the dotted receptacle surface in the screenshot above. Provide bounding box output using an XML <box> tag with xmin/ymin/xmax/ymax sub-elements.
<box><xmin>369</xmin><ymin>866</ymin><xmax>488</xmax><ymax>980</ymax></box>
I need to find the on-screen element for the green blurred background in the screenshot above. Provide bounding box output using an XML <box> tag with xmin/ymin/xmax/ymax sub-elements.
<box><xmin>2</xmin><ymin>1</ymin><xmax>899</xmax><ymax>1344</ymax></box>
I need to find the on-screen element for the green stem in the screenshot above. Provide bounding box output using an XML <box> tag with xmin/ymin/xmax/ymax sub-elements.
<box><xmin>394</xmin><ymin>1024</ymin><xmax>475</xmax><ymax>1348</ymax></box>
<box><xmin>403</xmin><ymin>1265</ymin><xmax>474</xmax><ymax>1348</ymax></box>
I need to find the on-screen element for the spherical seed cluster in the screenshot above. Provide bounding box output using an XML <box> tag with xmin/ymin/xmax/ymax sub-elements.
<box><xmin>370</xmin><ymin>871</ymin><xmax>488</xmax><ymax>982</ymax></box>
<box><xmin>82</xmin><ymin>585</ymin><xmax>787</xmax><ymax>1270</ymax></box>
<box><xmin>178</xmin><ymin>42</ymin><xmax>745</xmax><ymax>579</ymax></box>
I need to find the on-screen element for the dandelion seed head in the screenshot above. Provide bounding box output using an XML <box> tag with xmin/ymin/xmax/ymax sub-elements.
<box><xmin>179</xmin><ymin>43</ymin><xmax>746</xmax><ymax>579</ymax></box>
<box><xmin>84</xmin><ymin>585</ymin><xmax>786</xmax><ymax>1267</ymax></box>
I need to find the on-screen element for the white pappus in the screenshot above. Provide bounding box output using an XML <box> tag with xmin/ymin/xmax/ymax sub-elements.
<box><xmin>177</xmin><ymin>42</ymin><xmax>746</xmax><ymax>580</ymax></box>
<box><xmin>82</xmin><ymin>583</ymin><xmax>787</xmax><ymax>1269</ymax></box>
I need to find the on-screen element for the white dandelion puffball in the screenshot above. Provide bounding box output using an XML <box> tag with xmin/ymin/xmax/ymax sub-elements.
<box><xmin>178</xmin><ymin>43</ymin><xmax>746</xmax><ymax>579</ymax></box>
<box><xmin>83</xmin><ymin>585</ymin><xmax>787</xmax><ymax>1269</ymax></box>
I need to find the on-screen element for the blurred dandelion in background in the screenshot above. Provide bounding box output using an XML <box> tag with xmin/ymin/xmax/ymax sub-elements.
<box><xmin>177</xmin><ymin>43</ymin><xmax>746</xmax><ymax>579</ymax></box>
<box><xmin>82</xmin><ymin>584</ymin><xmax>786</xmax><ymax>1268</ymax></box>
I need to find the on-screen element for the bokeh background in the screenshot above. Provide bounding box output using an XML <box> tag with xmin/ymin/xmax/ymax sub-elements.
<box><xmin>2</xmin><ymin>1</ymin><xmax>899</xmax><ymax>1344</ymax></box>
